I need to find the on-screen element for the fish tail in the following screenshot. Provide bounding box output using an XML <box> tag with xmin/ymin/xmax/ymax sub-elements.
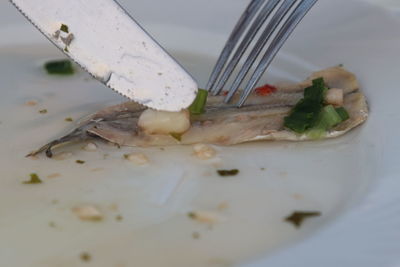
<box><xmin>26</xmin><ymin>128</ymin><xmax>89</xmax><ymax>158</ymax></box>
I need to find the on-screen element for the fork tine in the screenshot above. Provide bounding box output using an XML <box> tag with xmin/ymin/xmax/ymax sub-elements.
<box><xmin>237</xmin><ymin>0</ymin><xmax>318</xmax><ymax>107</ymax></box>
<box><xmin>224</xmin><ymin>0</ymin><xmax>298</xmax><ymax>102</ymax></box>
<box><xmin>211</xmin><ymin>0</ymin><xmax>281</xmax><ymax>96</ymax></box>
<box><xmin>205</xmin><ymin>0</ymin><xmax>265</xmax><ymax>92</ymax></box>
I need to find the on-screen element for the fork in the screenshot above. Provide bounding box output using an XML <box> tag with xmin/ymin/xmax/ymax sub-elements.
<box><xmin>206</xmin><ymin>0</ymin><xmax>318</xmax><ymax>107</ymax></box>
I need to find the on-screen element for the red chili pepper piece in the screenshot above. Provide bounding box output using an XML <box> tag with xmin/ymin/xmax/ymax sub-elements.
<box><xmin>254</xmin><ymin>84</ymin><xmax>277</xmax><ymax>96</ymax></box>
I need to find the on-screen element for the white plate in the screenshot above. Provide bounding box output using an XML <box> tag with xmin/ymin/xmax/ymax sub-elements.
<box><xmin>0</xmin><ymin>0</ymin><xmax>399</xmax><ymax>266</ymax></box>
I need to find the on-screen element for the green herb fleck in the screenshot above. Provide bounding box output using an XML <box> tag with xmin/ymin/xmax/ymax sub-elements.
<box><xmin>65</xmin><ymin>117</ymin><xmax>73</xmax><ymax>122</ymax></box>
<box><xmin>23</xmin><ymin>173</ymin><xmax>42</xmax><ymax>184</ymax></box>
<box><xmin>284</xmin><ymin>211</ymin><xmax>321</xmax><ymax>228</ymax></box>
<box><xmin>80</xmin><ymin>252</ymin><xmax>91</xmax><ymax>262</ymax></box>
<box><xmin>76</xmin><ymin>160</ymin><xmax>85</xmax><ymax>164</ymax></box>
<box><xmin>189</xmin><ymin>89</ymin><xmax>208</xmax><ymax>115</ymax></box>
<box><xmin>115</xmin><ymin>215</ymin><xmax>123</xmax><ymax>221</ymax></box>
<box><xmin>170</xmin><ymin>132</ymin><xmax>182</xmax><ymax>141</ymax></box>
<box><xmin>217</xmin><ymin>169</ymin><xmax>239</xmax><ymax>177</ymax></box>
<box><xmin>44</xmin><ymin>59</ymin><xmax>74</xmax><ymax>75</ymax></box>
<box><xmin>49</xmin><ymin>221</ymin><xmax>56</xmax><ymax>228</ymax></box>
<box><xmin>60</xmin><ymin>24</ymin><xmax>69</xmax><ymax>33</ymax></box>
<box><xmin>39</xmin><ymin>109</ymin><xmax>48</xmax><ymax>114</ymax></box>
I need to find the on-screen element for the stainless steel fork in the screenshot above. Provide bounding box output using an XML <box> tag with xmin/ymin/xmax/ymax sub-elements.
<box><xmin>206</xmin><ymin>0</ymin><xmax>318</xmax><ymax>107</ymax></box>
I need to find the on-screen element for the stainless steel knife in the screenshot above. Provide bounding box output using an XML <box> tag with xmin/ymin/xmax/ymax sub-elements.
<box><xmin>10</xmin><ymin>0</ymin><xmax>198</xmax><ymax>111</ymax></box>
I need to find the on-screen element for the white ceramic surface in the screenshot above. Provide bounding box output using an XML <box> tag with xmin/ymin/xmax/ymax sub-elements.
<box><xmin>0</xmin><ymin>0</ymin><xmax>399</xmax><ymax>266</ymax></box>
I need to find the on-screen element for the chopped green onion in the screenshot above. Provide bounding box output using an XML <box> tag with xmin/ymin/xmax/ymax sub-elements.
<box><xmin>23</xmin><ymin>173</ymin><xmax>42</xmax><ymax>184</ymax></box>
<box><xmin>170</xmin><ymin>132</ymin><xmax>182</xmax><ymax>141</ymax></box>
<box><xmin>60</xmin><ymin>24</ymin><xmax>69</xmax><ymax>33</ymax></box>
<box><xmin>284</xmin><ymin>211</ymin><xmax>321</xmax><ymax>228</ymax></box>
<box><xmin>217</xmin><ymin>169</ymin><xmax>239</xmax><ymax>177</ymax></box>
<box><xmin>44</xmin><ymin>60</ymin><xmax>74</xmax><ymax>75</ymax></box>
<box><xmin>284</xmin><ymin>78</ymin><xmax>327</xmax><ymax>133</ymax></box>
<box><xmin>307</xmin><ymin>105</ymin><xmax>343</xmax><ymax>139</ymax></box>
<box><xmin>335</xmin><ymin>107</ymin><xmax>350</xmax><ymax>121</ymax></box>
<box><xmin>316</xmin><ymin>105</ymin><xmax>343</xmax><ymax>129</ymax></box>
<box><xmin>306</xmin><ymin>128</ymin><xmax>326</xmax><ymax>140</ymax></box>
<box><xmin>189</xmin><ymin>89</ymin><xmax>208</xmax><ymax>115</ymax></box>
<box><xmin>284</xmin><ymin>110</ymin><xmax>316</xmax><ymax>133</ymax></box>
<box><xmin>284</xmin><ymin>77</ymin><xmax>349</xmax><ymax>136</ymax></box>
<box><xmin>79</xmin><ymin>252</ymin><xmax>91</xmax><ymax>262</ymax></box>
<box><xmin>304</xmin><ymin>78</ymin><xmax>327</xmax><ymax>102</ymax></box>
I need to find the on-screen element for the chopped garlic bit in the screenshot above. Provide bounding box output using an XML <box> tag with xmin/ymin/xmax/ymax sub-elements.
<box><xmin>188</xmin><ymin>211</ymin><xmax>224</xmax><ymax>224</ymax></box>
<box><xmin>47</xmin><ymin>173</ymin><xmax>61</xmax><ymax>179</ymax></box>
<box><xmin>123</xmin><ymin>152</ymin><xmax>149</xmax><ymax>165</ymax></box>
<box><xmin>72</xmin><ymin>205</ymin><xmax>103</xmax><ymax>221</ymax></box>
<box><xmin>138</xmin><ymin>109</ymin><xmax>190</xmax><ymax>135</ymax></box>
<box><xmin>193</xmin><ymin>144</ymin><xmax>216</xmax><ymax>160</ymax></box>
<box><xmin>53</xmin><ymin>152</ymin><xmax>73</xmax><ymax>160</ymax></box>
<box><xmin>83</xmin><ymin>142</ymin><xmax>97</xmax><ymax>151</ymax></box>
<box><xmin>217</xmin><ymin>202</ymin><xmax>229</xmax><ymax>211</ymax></box>
<box><xmin>325</xmin><ymin>88</ymin><xmax>344</xmax><ymax>106</ymax></box>
<box><xmin>25</xmin><ymin>100</ymin><xmax>38</xmax><ymax>106</ymax></box>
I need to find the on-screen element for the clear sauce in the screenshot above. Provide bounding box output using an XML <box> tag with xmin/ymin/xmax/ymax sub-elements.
<box><xmin>0</xmin><ymin>45</ymin><xmax>374</xmax><ymax>267</ymax></box>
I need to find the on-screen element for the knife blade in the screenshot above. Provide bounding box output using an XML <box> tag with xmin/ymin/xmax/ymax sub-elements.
<box><xmin>10</xmin><ymin>0</ymin><xmax>198</xmax><ymax>111</ymax></box>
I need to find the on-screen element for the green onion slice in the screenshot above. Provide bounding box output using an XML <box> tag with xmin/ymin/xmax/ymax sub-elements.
<box><xmin>284</xmin><ymin>77</ymin><xmax>349</xmax><ymax>136</ymax></box>
<box><xmin>44</xmin><ymin>60</ymin><xmax>74</xmax><ymax>75</ymax></box>
<box><xmin>189</xmin><ymin>89</ymin><xmax>208</xmax><ymax>115</ymax></box>
<box><xmin>335</xmin><ymin>107</ymin><xmax>350</xmax><ymax>121</ymax></box>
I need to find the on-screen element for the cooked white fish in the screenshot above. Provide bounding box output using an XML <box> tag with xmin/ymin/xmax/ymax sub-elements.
<box><xmin>28</xmin><ymin>67</ymin><xmax>368</xmax><ymax>157</ymax></box>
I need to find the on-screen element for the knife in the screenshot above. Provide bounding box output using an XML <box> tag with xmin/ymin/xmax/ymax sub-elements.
<box><xmin>10</xmin><ymin>0</ymin><xmax>198</xmax><ymax>111</ymax></box>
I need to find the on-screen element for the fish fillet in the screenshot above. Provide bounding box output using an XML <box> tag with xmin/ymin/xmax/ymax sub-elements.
<box><xmin>28</xmin><ymin>67</ymin><xmax>368</xmax><ymax>157</ymax></box>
